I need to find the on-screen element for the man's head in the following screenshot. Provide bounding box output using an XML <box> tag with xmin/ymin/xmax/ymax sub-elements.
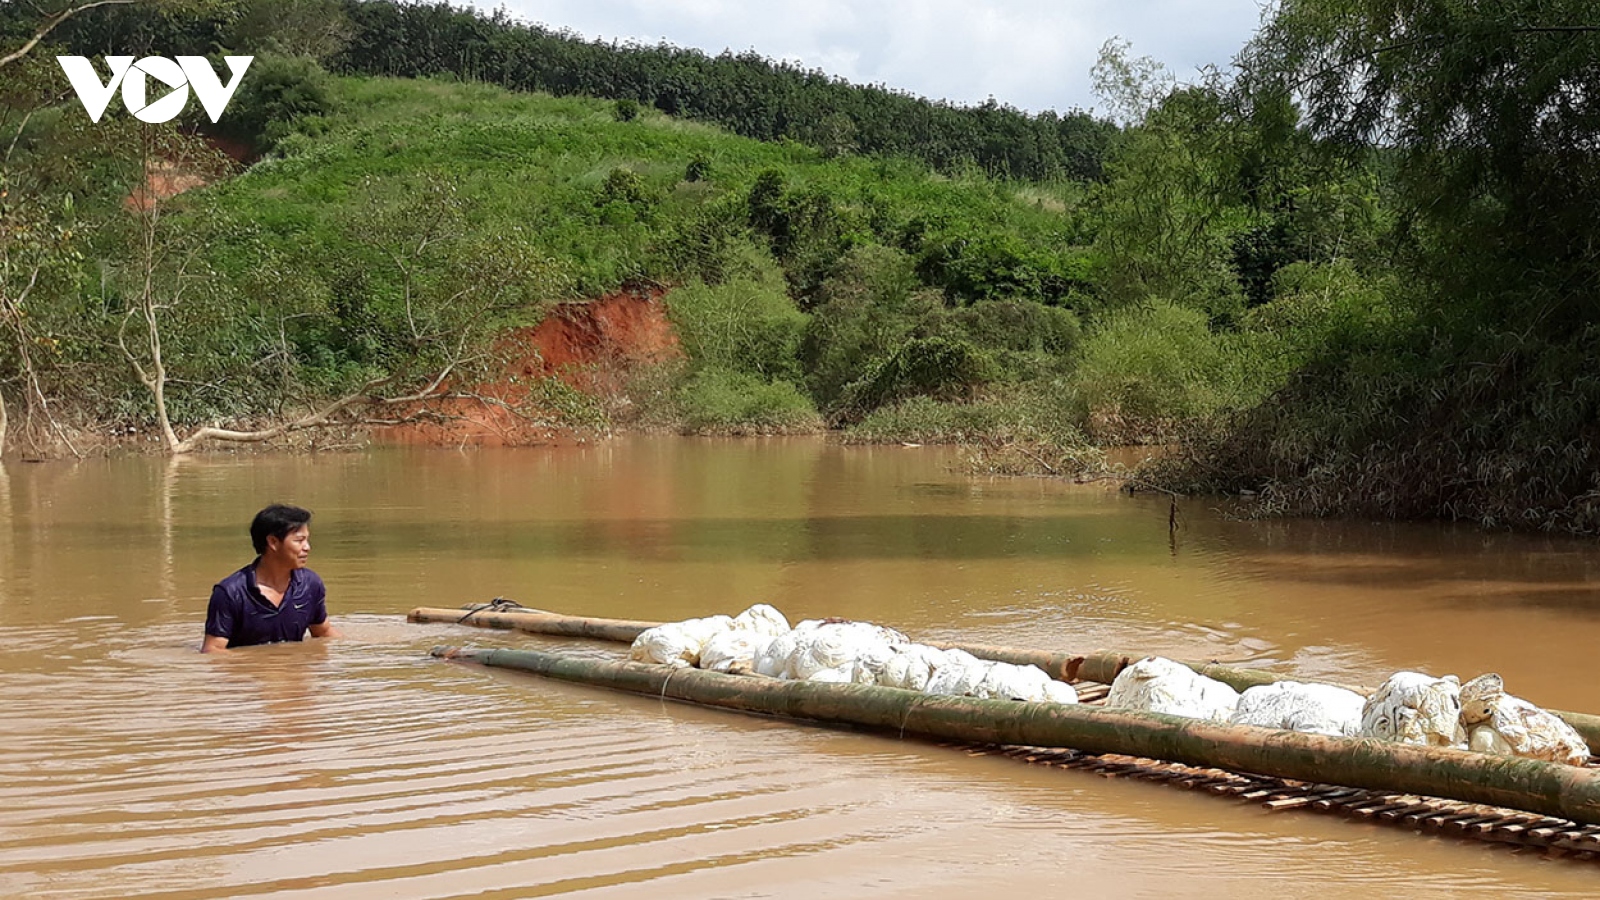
<box><xmin>250</xmin><ymin>504</ymin><xmax>313</xmax><ymax>565</ymax></box>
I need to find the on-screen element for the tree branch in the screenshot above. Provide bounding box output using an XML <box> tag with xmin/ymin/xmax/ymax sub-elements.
<box><xmin>0</xmin><ymin>0</ymin><xmax>141</xmax><ymax>70</ymax></box>
<box><xmin>171</xmin><ymin>374</ymin><xmax>395</xmax><ymax>453</ymax></box>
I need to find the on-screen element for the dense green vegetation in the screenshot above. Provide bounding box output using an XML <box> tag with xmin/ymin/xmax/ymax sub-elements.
<box><xmin>39</xmin><ymin>0</ymin><xmax>1116</xmax><ymax>181</ymax></box>
<box><xmin>4</xmin><ymin>0</ymin><xmax>1599</xmax><ymax>534</ymax></box>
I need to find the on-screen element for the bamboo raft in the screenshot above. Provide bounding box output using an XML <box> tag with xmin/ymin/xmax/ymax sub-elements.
<box><xmin>411</xmin><ymin>604</ymin><xmax>1600</xmax><ymax>859</ymax></box>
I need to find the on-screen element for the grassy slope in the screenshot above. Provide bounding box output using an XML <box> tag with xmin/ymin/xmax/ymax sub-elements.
<box><xmin>206</xmin><ymin>75</ymin><xmax>1084</xmax><ymax>299</ymax></box>
<box><xmin>169</xmin><ymin>73</ymin><xmax>1111</xmax><ymax>441</ymax></box>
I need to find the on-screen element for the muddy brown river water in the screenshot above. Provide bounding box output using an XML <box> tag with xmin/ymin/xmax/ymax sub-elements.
<box><xmin>2</xmin><ymin>437</ymin><xmax>1600</xmax><ymax>898</ymax></box>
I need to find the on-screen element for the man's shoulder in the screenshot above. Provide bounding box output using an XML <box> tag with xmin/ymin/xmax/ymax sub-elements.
<box><xmin>297</xmin><ymin>568</ymin><xmax>327</xmax><ymax>595</ymax></box>
<box><xmin>213</xmin><ymin>563</ymin><xmax>255</xmax><ymax>597</ymax></box>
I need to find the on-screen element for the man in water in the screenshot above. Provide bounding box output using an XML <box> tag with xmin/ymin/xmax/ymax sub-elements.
<box><xmin>202</xmin><ymin>504</ymin><xmax>341</xmax><ymax>653</ymax></box>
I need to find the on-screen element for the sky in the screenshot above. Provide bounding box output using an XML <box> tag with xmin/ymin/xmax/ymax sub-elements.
<box><xmin>460</xmin><ymin>1</ymin><xmax>1267</xmax><ymax>116</ymax></box>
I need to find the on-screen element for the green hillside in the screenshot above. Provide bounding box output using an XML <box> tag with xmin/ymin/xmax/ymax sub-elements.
<box><xmin>9</xmin><ymin>0</ymin><xmax>1600</xmax><ymax>533</ymax></box>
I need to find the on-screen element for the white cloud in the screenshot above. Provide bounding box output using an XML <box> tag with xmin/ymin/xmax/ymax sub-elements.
<box><xmin>464</xmin><ymin>0</ymin><xmax>1264</xmax><ymax>114</ymax></box>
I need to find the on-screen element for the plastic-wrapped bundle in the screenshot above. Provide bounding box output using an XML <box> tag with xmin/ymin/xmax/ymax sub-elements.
<box><xmin>976</xmin><ymin>661</ymin><xmax>1079</xmax><ymax>704</ymax></box>
<box><xmin>698</xmin><ymin>629</ymin><xmax>773</xmax><ymax>673</ymax></box>
<box><xmin>694</xmin><ymin>605</ymin><xmax>792</xmax><ymax>673</ymax></box>
<box><xmin>730</xmin><ymin>603</ymin><xmax>790</xmax><ymax>637</ymax></box>
<box><xmin>878</xmin><ymin>645</ymin><xmax>949</xmax><ymax>692</ymax></box>
<box><xmin>1360</xmin><ymin>671</ymin><xmax>1467</xmax><ymax>748</ymax></box>
<box><xmin>804</xmin><ymin>665</ymin><xmax>855</xmax><ymax>684</ymax></box>
<box><xmin>1230</xmin><ymin>681</ymin><xmax>1365</xmax><ymax>737</ymax></box>
<box><xmin>849</xmin><ymin>640</ymin><xmax>899</xmax><ymax>685</ymax></box>
<box><xmin>1459</xmin><ymin>674</ymin><xmax>1590</xmax><ymax>766</ymax></box>
<box><xmin>752</xmin><ymin>630</ymin><xmax>801</xmax><ymax>678</ymax></box>
<box><xmin>1104</xmin><ymin>656</ymin><xmax>1240</xmax><ymax>722</ymax></box>
<box><xmin>1041</xmin><ymin>679</ymin><xmax>1080</xmax><ymax>705</ymax></box>
<box><xmin>627</xmin><ymin>615</ymin><xmax>734</xmax><ymax>668</ymax></box>
<box><xmin>788</xmin><ymin>621</ymin><xmax>908</xmax><ymax>683</ymax></box>
<box><xmin>923</xmin><ymin>648</ymin><xmax>990</xmax><ymax>698</ymax></box>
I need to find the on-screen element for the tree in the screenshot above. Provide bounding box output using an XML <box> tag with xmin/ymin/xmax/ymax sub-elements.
<box><xmin>115</xmin><ymin>166</ymin><xmax>566</xmax><ymax>455</ymax></box>
<box><xmin>1090</xmin><ymin>85</ymin><xmax>1246</xmax><ymax>316</ymax></box>
<box><xmin>0</xmin><ymin>166</ymin><xmax>80</xmax><ymax>456</ymax></box>
<box><xmin>0</xmin><ymin>1</ymin><xmax>140</xmax><ymax>70</ymax></box>
<box><xmin>1090</xmin><ymin>37</ymin><xmax>1175</xmax><ymax>128</ymax></box>
<box><xmin>1239</xmin><ymin>0</ymin><xmax>1600</xmax><ymax>332</ymax></box>
<box><xmin>0</xmin><ymin>51</ymin><xmax>118</xmax><ymax>457</ymax></box>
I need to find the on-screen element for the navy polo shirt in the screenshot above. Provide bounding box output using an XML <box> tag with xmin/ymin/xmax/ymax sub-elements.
<box><xmin>205</xmin><ymin>561</ymin><xmax>328</xmax><ymax>648</ymax></box>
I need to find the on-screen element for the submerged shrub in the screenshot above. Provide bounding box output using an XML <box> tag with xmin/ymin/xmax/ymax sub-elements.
<box><xmin>844</xmin><ymin>396</ymin><xmax>1017</xmax><ymax>444</ymax></box>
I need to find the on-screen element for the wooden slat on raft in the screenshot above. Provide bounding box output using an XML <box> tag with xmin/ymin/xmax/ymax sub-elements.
<box><xmin>961</xmin><ymin>743</ymin><xmax>1600</xmax><ymax>860</ymax></box>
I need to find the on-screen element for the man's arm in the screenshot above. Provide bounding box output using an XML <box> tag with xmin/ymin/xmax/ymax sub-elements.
<box><xmin>305</xmin><ymin>572</ymin><xmax>339</xmax><ymax>639</ymax></box>
<box><xmin>202</xmin><ymin>583</ymin><xmax>233</xmax><ymax>653</ymax></box>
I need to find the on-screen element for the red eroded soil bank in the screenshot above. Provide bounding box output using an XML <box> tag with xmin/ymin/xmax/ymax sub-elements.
<box><xmin>373</xmin><ymin>287</ymin><xmax>680</xmax><ymax>447</ymax></box>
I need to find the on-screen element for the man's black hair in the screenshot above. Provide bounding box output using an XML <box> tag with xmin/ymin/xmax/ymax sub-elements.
<box><xmin>250</xmin><ymin>504</ymin><xmax>312</xmax><ymax>554</ymax></box>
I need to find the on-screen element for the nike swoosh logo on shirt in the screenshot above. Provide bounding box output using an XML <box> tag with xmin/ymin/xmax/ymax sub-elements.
<box><xmin>293</xmin><ymin>603</ymin><xmax>306</xmax><ymax>609</ymax></box>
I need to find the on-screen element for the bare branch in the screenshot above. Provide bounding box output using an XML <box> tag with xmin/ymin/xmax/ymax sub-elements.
<box><xmin>0</xmin><ymin>0</ymin><xmax>140</xmax><ymax>70</ymax></box>
<box><xmin>172</xmin><ymin>374</ymin><xmax>394</xmax><ymax>453</ymax></box>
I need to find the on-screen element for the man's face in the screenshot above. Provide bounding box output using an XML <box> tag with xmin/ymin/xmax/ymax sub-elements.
<box><xmin>267</xmin><ymin>525</ymin><xmax>311</xmax><ymax>569</ymax></box>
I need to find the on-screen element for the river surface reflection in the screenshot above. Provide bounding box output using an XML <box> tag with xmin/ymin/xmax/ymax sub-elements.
<box><xmin>2</xmin><ymin>437</ymin><xmax>1599</xmax><ymax>898</ymax></box>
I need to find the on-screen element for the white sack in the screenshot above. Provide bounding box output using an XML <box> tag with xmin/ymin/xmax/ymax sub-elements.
<box><xmin>1460</xmin><ymin>673</ymin><xmax>1590</xmax><ymax>766</ymax></box>
<box><xmin>731</xmin><ymin>604</ymin><xmax>791</xmax><ymax>637</ymax></box>
<box><xmin>789</xmin><ymin>621</ymin><xmax>905</xmax><ymax>681</ymax></box>
<box><xmin>753</xmin><ymin>630</ymin><xmax>801</xmax><ymax>678</ymax></box>
<box><xmin>698</xmin><ymin>629</ymin><xmax>772</xmax><ymax>673</ymax></box>
<box><xmin>1360</xmin><ymin>671</ymin><xmax>1467</xmax><ymax>748</ymax></box>
<box><xmin>975</xmin><ymin>661</ymin><xmax>1053</xmax><ymax>701</ymax></box>
<box><xmin>1230</xmin><ymin>681</ymin><xmax>1365</xmax><ymax>737</ymax></box>
<box><xmin>1042</xmin><ymin>679</ymin><xmax>1080</xmax><ymax>705</ymax></box>
<box><xmin>627</xmin><ymin>615</ymin><xmax>735</xmax><ymax>668</ymax></box>
<box><xmin>879</xmin><ymin>645</ymin><xmax>946</xmax><ymax>692</ymax></box>
<box><xmin>925</xmin><ymin>658</ymin><xmax>992</xmax><ymax>698</ymax></box>
<box><xmin>1104</xmin><ymin>656</ymin><xmax>1240</xmax><ymax>722</ymax></box>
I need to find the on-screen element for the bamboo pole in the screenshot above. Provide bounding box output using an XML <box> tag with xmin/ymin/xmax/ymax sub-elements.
<box><xmin>432</xmin><ymin>644</ymin><xmax>1600</xmax><ymax>826</ymax></box>
<box><xmin>410</xmin><ymin>606</ymin><xmax>656</xmax><ymax>643</ymax></box>
<box><xmin>408</xmin><ymin>606</ymin><xmax>1600</xmax><ymax>752</ymax></box>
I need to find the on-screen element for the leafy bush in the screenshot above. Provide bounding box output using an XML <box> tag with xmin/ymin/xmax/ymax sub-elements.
<box><xmin>1068</xmin><ymin>299</ymin><xmax>1290</xmax><ymax>442</ymax></box>
<box><xmin>839</xmin><ymin>336</ymin><xmax>993</xmax><ymax>419</ymax></box>
<box><xmin>684</xmin><ymin>153</ymin><xmax>712</xmax><ymax>182</ymax></box>
<box><xmin>219</xmin><ymin>54</ymin><xmax>335</xmax><ymax>153</ymax></box>
<box><xmin>800</xmin><ymin>245</ymin><xmax>945</xmax><ymax>408</ymax></box>
<box><xmin>665</xmin><ymin>266</ymin><xmax>807</xmax><ymax>381</ymax></box>
<box><xmin>942</xmin><ymin>299</ymin><xmax>1081</xmax><ymax>355</ymax></box>
<box><xmin>676</xmin><ymin>368</ymin><xmax>820</xmax><ymax>434</ymax></box>
<box><xmin>913</xmin><ymin>231</ymin><xmax>1092</xmax><ymax>304</ymax></box>
<box><xmin>844</xmin><ymin>391</ymin><xmax>1103</xmax><ymax>477</ymax></box>
<box><xmin>596</xmin><ymin>167</ymin><xmax>646</xmax><ymax>204</ymax></box>
<box><xmin>843</xmin><ymin>395</ymin><xmax>1017</xmax><ymax>444</ymax></box>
